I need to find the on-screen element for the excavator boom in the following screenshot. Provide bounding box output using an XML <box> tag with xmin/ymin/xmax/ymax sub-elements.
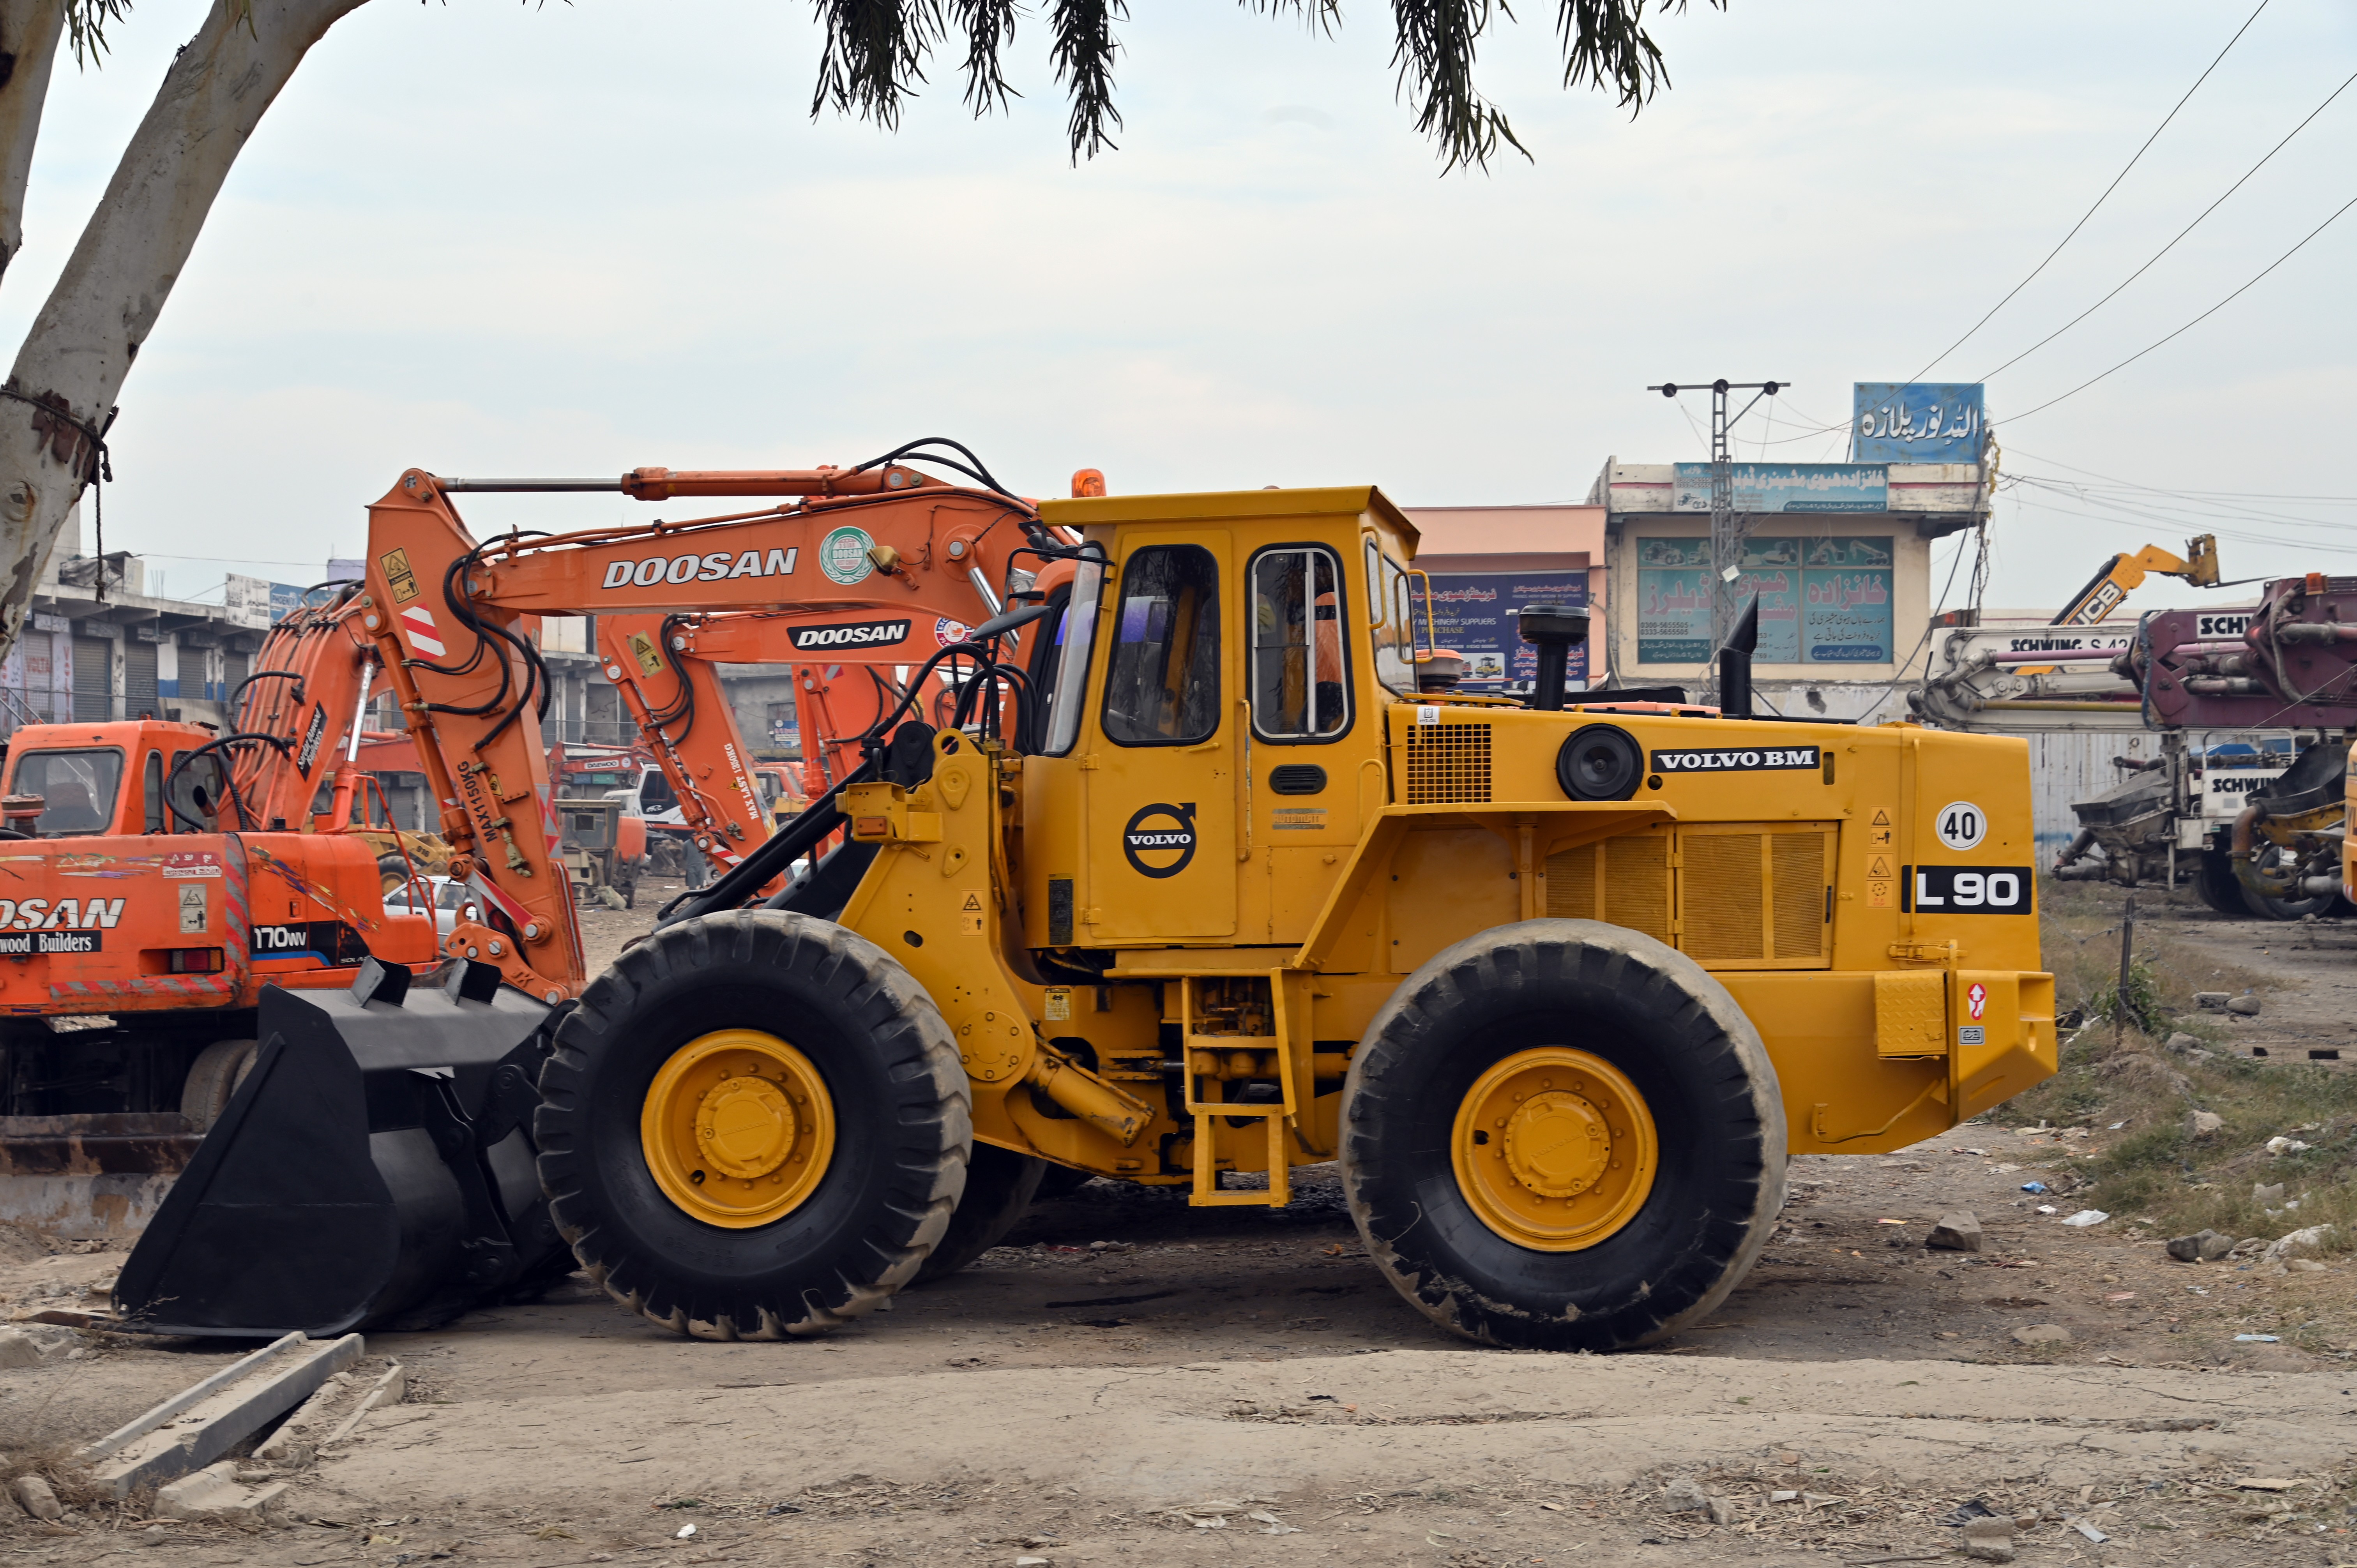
<box><xmin>351</xmin><ymin>461</ymin><xmax>1050</xmax><ymax>997</ymax></box>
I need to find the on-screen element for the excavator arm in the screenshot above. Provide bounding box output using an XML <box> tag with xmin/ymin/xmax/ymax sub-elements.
<box><xmin>2051</xmin><ymin>535</ymin><xmax>2219</xmax><ymax>627</ymax></box>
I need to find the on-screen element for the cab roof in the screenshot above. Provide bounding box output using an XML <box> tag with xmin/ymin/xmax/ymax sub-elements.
<box><xmin>1039</xmin><ymin>485</ymin><xmax>1421</xmax><ymax>555</ymax></box>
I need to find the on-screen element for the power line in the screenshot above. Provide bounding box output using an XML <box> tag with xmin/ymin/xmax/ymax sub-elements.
<box><xmin>2000</xmin><ymin>443</ymin><xmax>2357</xmax><ymax>502</ymax></box>
<box><xmin>1977</xmin><ymin>66</ymin><xmax>2357</xmax><ymax>383</ymax></box>
<box><xmin>1908</xmin><ymin>0</ymin><xmax>2272</xmax><ymax>380</ymax></box>
<box><xmin>2002</xmin><ymin>192</ymin><xmax>2357</xmax><ymax>424</ymax></box>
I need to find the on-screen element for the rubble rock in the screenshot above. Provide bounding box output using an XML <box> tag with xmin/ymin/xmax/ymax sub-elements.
<box><xmin>2165</xmin><ymin>1032</ymin><xmax>2202</xmax><ymax>1053</ymax></box>
<box><xmin>2167</xmin><ymin>1229</ymin><xmax>2222</xmax><ymax>1263</ymax></box>
<box><xmin>2194</xmin><ymin>992</ymin><xmax>2230</xmax><ymax>1011</ymax></box>
<box><xmin>2263</xmin><ymin>1225</ymin><xmax>2332</xmax><ymax>1263</ymax></box>
<box><xmin>2227</xmin><ymin>993</ymin><xmax>2262</xmax><ymax>1016</ymax></box>
<box><xmin>1706</xmin><ymin>1496</ymin><xmax>1738</xmax><ymax>1526</ymax></box>
<box><xmin>2201</xmin><ymin>1231</ymin><xmax>2237</xmax><ymax>1261</ymax></box>
<box><xmin>154</xmin><ymin>1461</ymin><xmax>289</xmax><ymax>1523</ymax></box>
<box><xmin>10</xmin><ymin>1474</ymin><xmax>63</xmax><ymax>1522</ymax></box>
<box><xmin>0</xmin><ymin>1330</ymin><xmax>42</xmax><ymax>1370</ymax></box>
<box><xmin>2230</xmin><ymin>1237</ymin><xmax>2268</xmax><ymax>1257</ymax></box>
<box><xmin>2010</xmin><ymin>1323</ymin><xmax>2071</xmax><ymax>1346</ymax></box>
<box><xmin>2254</xmin><ymin>1182</ymin><xmax>2287</xmax><ymax>1207</ymax></box>
<box><xmin>2186</xmin><ymin>1109</ymin><xmax>2224</xmax><ymax>1139</ymax></box>
<box><xmin>2288</xmin><ymin>1258</ymin><xmax>2328</xmax><ymax>1273</ymax></box>
<box><xmin>1661</xmin><ymin>1477</ymin><xmax>1709</xmax><ymax>1512</ymax></box>
<box><xmin>1926</xmin><ymin>1211</ymin><xmax>1984</xmax><ymax>1252</ymax></box>
<box><xmin>1964</xmin><ymin>1515</ymin><xmax>2017</xmax><ymax>1563</ymax></box>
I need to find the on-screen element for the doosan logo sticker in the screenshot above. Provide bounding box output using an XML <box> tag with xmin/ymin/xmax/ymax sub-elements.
<box><xmin>1122</xmin><ymin>803</ymin><xmax>1197</xmax><ymax>879</ymax></box>
<box><xmin>1650</xmin><ymin>746</ymin><xmax>1820</xmax><ymax>774</ymax></box>
<box><xmin>599</xmin><ymin>547</ymin><xmax>799</xmax><ymax>590</ymax></box>
<box><xmin>789</xmin><ymin>619</ymin><xmax>911</xmax><ymax>652</ymax></box>
<box><xmin>934</xmin><ymin>616</ymin><xmax>972</xmax><ymax>647</ymax></box>
<box><xmin>818</xmin><ymin>526</ymin><xmax>876</xmax><ymax>586</ymax></box>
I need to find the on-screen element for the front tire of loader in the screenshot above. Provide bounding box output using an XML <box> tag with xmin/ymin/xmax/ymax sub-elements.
<box><xmin>913</xmin><ymin>1144</ymin><xmax>1047</xmax><ymax>1284</ymax></box>
<box><xmin>534</xmin><ymin>909</ymin><xmax>971</xmax><ymax>1339</ymax></box>
<box><xmin>1340</xmin><ymin>919</ymin><xmax>1785</xmax><ymax>1353</ymax></box>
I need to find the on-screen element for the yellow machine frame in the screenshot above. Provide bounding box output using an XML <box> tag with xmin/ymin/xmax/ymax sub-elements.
<box><xmin>831</xmin><ymin>486</ymin><xmax>2055</xmax><ymax>1202</ymax></box>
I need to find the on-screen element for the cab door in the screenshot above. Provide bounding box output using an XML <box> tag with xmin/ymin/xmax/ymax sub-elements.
<box><xmin>1081</xmin><ymin>533</ymin><xmax>1238</xmax><ymax>941</ymax></box>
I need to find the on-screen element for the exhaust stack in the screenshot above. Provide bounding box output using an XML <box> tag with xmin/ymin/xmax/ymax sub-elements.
<box><xmin>1717</xmin><ymin>596</ymin><xmax>1761</xmax><ymax>720</ymax></box>
<box><xmin>1516</xmin><ymin>604</ymin><xmax>1590</xmax><ymax>712</ymax></box>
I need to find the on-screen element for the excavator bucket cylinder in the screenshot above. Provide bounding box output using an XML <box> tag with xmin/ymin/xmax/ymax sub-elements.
<box><xmin>112</xmin><ymin>960</ymin><xmax>567</xmax><ymax>1337</ymax></box>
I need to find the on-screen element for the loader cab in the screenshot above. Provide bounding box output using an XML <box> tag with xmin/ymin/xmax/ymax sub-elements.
<box><xmin>1019</xmin><ymin>486</ymin><xmax>1422</xmax><ymax>955</ymax></box>
<box><xmin>0</xmin><ymin>719</ymin><xmax>227</xmax><ymax>837</ymax></box>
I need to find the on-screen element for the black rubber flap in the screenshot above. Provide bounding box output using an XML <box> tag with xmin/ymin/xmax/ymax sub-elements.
<box><xmin>115</xmin><ymin>969</ymin><xmax>561</xmax><ymax>1337</ymax></box>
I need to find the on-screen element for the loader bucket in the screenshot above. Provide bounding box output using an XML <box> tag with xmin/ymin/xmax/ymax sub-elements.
<box><xmin>112</xmin><ymin>959</ymin><xmax>569</xmax><ymax>1337</ymax></box>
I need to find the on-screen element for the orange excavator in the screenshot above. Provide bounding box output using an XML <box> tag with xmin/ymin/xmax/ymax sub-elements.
<box><xmin>110</xmin><ymin>445</ymin><xmax>1076</xmax><ymax>1331</ymax></box>
<box><xmin>1</xmin><ymin>443</ymin><xmax>1044</xmax><ymax>1256</ymax></box>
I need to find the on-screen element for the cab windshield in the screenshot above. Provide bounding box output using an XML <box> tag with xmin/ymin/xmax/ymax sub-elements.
<box><xmin>9</xmin><ymin>749</ymin><xmax>125</xmax><ymax>837</ymax></box>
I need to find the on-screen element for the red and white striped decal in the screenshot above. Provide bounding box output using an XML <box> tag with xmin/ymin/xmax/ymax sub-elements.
<box><xmin>464</xmin><ymin>872</ymin><xmax>542</xmax><ymax>939</ymax></box>
<box><xmin>399</xmin><ymin>605</ymin><xmax>447</xmax><ymax>658</ymax></box>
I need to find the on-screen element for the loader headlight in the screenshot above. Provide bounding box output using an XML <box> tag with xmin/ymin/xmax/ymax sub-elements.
<box><xmin>1557</xmin><ymin>724</ymin><xmax>1643</xmax><ymax>802</ymax></box>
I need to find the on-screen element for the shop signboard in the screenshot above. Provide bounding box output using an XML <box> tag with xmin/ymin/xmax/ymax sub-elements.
<box><xmin>1852</xmin><ymin>382</ymin><xmax>1984</xmax><ymax>463</ymax></box>
<box><xmin>1636</xmin><ymin>537</ymin><xmax>1894</xmax><ymax>666</ymax></box>
<box><xmin>1671</xmin><ymin>463</ymin><xmax>1887</xmax><ymax>514</ymax></box>
<box><xmin>225</xmin><ymin>573</ymin><xmax>311</xmax><ymax>629</ymax></box>
<box><xmin>1410</xmin><ymin>569</ymin><xmax>1589</xmax><ymax>690</ymax></box>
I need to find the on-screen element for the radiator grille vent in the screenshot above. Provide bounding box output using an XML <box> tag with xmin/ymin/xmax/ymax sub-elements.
<box><xmin>1403</xmin><ymin>723</ymin><xmax>1493</xmax><ymax>804</ymax></box>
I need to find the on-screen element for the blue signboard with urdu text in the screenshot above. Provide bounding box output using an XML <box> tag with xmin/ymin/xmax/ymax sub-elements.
<box><xmin>1670</xmin><ymin>464</ymin><xmax>1887</xmax><ymax>514</ymax></box>
<box><xmin>1852</xmin><ymin>383</ymin><xmax>1984</xmax><ymax>463</ymax></box>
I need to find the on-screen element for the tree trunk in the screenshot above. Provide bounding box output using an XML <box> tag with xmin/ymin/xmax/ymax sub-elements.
<box><xmin>0</xmin><ymin>0</ymin><xmax>371</xmax><ymax>657</ymax></box>
<box><xmin>0</xmin><ymin>1</ymin><xmax>65</xmax><ymax>287</ymax></box>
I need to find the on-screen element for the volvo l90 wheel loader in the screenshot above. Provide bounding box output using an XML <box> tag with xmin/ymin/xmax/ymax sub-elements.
<box><xmin>121</xmin><ymin>455</ymin><xmax>2055</xmax><ymax>1351</ymax></box>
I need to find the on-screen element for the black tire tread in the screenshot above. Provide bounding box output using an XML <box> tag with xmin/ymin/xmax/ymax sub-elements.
<box><xmin>913</xmin><ymin>1143</ymin><xmax>1046</xmax><ymax>1283</ymax></box>
<box><xmin>535</xmin><ymin>909</ymin><xmax>969</xmax><ymax>1340</ymax></box>
<box><xmin>1341</xmin><ymin>918</ymin><xmax>1786</xmax><ymax>1352</ymax></box>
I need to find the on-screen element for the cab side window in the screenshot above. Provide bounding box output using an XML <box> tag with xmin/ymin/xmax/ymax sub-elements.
<box><xmin>144</xmin><ymin>751</ymin><xmax>166</xmax><ymax>833</ymax></box>
<box><xmin>1250</xmin><ymin>545</ymin><xmax>1350</xmax><ymax>741</ymax></box>
<box><xmin>1101</xmin><ymin>546</ymin><xmax>1221</xmax><ymax>747</ymax></box>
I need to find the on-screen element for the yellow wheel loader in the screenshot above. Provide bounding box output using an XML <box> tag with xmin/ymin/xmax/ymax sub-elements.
<box><xmin>120</xmin><ymin>464</ymin><xmax>2054</xmax><ymax>1351</ymax></box>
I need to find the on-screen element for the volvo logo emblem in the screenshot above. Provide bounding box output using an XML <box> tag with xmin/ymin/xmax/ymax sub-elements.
<box><xmin>1122</xmin><ymin>802</ymin><xmax>1197</xmax><ymax>879</ymax></box>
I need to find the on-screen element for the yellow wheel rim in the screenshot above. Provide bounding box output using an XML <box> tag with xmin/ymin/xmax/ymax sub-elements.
<box><xmin>641</xmin><ymin>1030</ymin><xmax>836</xmax><ymax>1229</ymax></box>
<box><xmin>1451</xmin><ymin>1047</ymin><xmax>1658</xmax><ymax>1252</ymax></box>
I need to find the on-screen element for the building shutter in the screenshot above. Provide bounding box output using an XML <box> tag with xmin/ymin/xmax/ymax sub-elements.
<box><xmin>124</xmin><ymin>639</ymin><xmax>158</xmax><ymax>719</ymax></box>
<box><xmin>71</xmin><ymin>636</ymin><xmax>111</xmax><ymax>722</ymax></box>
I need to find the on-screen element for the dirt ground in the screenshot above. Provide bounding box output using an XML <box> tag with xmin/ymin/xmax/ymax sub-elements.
<box><xmin>6</xmin><ymin>878</ymin><xmax>2357</xmax><ymax>1565</ymax></box>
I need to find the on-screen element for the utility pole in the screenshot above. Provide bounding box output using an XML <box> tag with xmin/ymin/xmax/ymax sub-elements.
<box><xmin>1647</xmin><ymin>380</ymin><xmax>1785</xmax><ymax>659</ymax></box>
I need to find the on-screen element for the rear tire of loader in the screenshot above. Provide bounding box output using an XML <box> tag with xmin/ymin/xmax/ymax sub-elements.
<box><xmin>1340</xmin><ymin>919</ymin><xmax>1785</xmax><ymax>1353</ymax></box>
<box><xmin>912</xmin><ymin>1143</ymin><xmax>1046</xmax><ymax>1284</ymax></box>
<box><xmin>534</xmin><ymin>909</ymin><xmax>971</xmax><ymax>1339</ymax></box>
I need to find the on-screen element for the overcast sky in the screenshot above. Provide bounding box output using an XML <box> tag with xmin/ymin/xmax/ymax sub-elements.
<box><xmin>9</xmin><ymin>0</ymin><xmax>2353</xmax><ymax>615</ymax></box>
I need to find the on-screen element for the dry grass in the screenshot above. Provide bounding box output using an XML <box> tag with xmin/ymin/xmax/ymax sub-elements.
<box><xmin>1984</xmin><ymin>879</ymin><xmax>2352</xmax><ymax>1250</ymax></box>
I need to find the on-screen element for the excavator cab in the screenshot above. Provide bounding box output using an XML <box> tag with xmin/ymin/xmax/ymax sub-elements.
<box><xmin>0</xmin><ymin>720</ymin><xmax>229</xmax><ymax>838</ymax></box>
